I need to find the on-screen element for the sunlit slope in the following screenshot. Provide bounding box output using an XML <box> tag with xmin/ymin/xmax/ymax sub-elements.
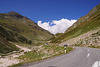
<box><xmin>0</xmin><ymin>11</ymin><xmax>53</xmax><ymax>54</ymax></box>
<box><xmin>51</xmin><ymin>4</ymin><xmax>100</xmax><ymax>43</ymax></box>
<box><xmin>0</xmin><ymin>11</ymin><xmax>53</xmax><ymax>41</ymax></box>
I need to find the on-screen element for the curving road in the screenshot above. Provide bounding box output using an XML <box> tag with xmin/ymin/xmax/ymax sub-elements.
<box><xmin>21</xmin><ymin>47</ymin><xmax>100</xmax><ymax>67</ymax></box>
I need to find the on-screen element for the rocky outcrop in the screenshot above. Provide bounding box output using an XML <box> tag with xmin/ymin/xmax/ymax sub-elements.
<box><xmin>77</xmin><ymin>30</ymin><xmax>100</xmax><ymax>45</ymax></box>
<box><xmin>59</xmin><ymin>28</ymin><xmax>100</xmax><ymax>46</ymax></box>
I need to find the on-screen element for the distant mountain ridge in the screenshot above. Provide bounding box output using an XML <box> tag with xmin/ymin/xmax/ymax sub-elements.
<box><xmin>0</xmin><ymin>11</ymin><xmax>53</xmax><ymax>54</ymax></box>
<box><xmin>50</xmin><ymin>4</ymin><xmax>100</xmax><ymax>45</ymax></box>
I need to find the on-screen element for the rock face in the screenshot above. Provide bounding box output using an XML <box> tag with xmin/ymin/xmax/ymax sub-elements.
<box><xmin>59</xmin><ymin>29</ymin><xmax>100</xmax><ymax>46</ymax></box>
<box><xmin>77</xmin><ymin>30</ymin><xmax>100</xmax><ymax>45</ymax></box>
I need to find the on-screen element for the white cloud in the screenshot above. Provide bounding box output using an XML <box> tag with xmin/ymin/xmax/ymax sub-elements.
<box><xmin>37</xmin><ymin>18</ymin><xmax>77</xmax><ymax>34</ymax></box>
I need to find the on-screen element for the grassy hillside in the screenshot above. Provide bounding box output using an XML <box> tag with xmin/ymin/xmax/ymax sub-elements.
<box><xmin>0</xmin><ymin>11</ymin><xmax>53</xmax><ymax>41</ymax></box>
<box><xmin>0</xmin><ymin>26</ymin><xmax>19</xmax><ymax>54</ymax></box>
<box><xmin>0</xmin><ymin>38</ymin><xmax>19</xmax><ymax>55</ymax></box>
<box><xmin>0</xmin><ymin>11</ymin><xmax>53</xmax><ymax>54</ymax></box>
<box><xmin>50</xmin><ymin>4</ymin><xmax>100</xmax><ymax>43</ymax></box>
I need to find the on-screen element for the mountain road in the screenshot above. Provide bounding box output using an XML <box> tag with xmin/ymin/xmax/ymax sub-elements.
<box><xmin>21</xmin><ymin>47</ymin><xmax>100</xmax><ymax>67</ymax></box>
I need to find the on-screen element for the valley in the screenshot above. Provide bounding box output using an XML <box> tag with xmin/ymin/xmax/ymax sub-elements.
<box><xmin>0</xmin><ymin>3</ymin><xmax>100</xmax><ymax>67</ymax></box>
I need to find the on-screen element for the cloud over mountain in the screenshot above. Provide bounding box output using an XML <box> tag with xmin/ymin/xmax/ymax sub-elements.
<box><xmin>38</xmin><ymin>18</ymin><xmax>77</xmax><ymax>34</ymax></box>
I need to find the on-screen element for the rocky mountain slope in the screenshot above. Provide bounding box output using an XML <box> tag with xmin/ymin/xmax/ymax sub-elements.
<box><xmin>0</xmin><ymin>11</ymin><xmax>53</xmax><ymax>54</ymax></box>
<box><xmin>50</xmin><ymin>4</ymin><xmax>100</xmax><ymax>46</ymax></box>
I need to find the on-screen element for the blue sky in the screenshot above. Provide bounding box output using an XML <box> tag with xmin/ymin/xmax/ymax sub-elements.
<box><xmin>0</xmin><ymin>0</ymin><xmax>99</xmax><ymax>23</ymax></box>
<box><xmin>0</xmin><ymin>0</ymin><xmax>99</xmax><ymax>34</ymax></box>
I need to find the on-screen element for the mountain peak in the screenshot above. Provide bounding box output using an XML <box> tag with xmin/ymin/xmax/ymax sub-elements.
<box><xmin>8</xmin><ymin>11</ymin><xmax>19</xmax><ymax>14</ymax></box>
<box><xmin>7</xmin><ymin>11</ymin><xmax>24</xmax><ymax>19</ymax></box>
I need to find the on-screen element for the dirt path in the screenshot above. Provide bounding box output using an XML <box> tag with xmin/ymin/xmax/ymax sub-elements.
<box><xmin>15</xmin><ymin>44</ymin><xmax>31</xmax><ymax>52</ymax></box>
<box><xmin>0</xmin><ymin>44</ymin><xmax>32</xmax><ymax>67</ymax></box>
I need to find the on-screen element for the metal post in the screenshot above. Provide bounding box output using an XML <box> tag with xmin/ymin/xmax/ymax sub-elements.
<box><xmin>65</xmin><ymin>47</ymin><xmax>66</xmax><ymax>53</ymax></box>
<box><xmin>64</xmin><ymin>45</ymin><xmax>67</xmax><ymax>53</ymax></box>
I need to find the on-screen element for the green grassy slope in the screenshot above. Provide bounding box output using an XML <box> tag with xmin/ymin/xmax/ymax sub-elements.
<box><xmin>50</xmin><ymin>4</ymin><xmax>100</xmax><ymax>43</ymax></box>
<box><xmin>0</xmin><ymin>26</ymin><xmax>19</xmax><ymax>55</ymax></box>
<box><xmin>0</xmin><ymin>11</ymin><xmax>53</xmax><ymax>54</ymax></box>
<box><xmin>0</xmin><ymin>11</ymin><xmax>53</xmax><ymax>41</ymax></box>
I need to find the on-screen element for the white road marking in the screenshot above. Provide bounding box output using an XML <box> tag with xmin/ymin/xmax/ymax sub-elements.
<box><xmin>87</xmin><ymin>53</ymin><xmax>90</xmax><ymax>58</ymax></box>
<box><xmin>92</xmin><ymin>61</ymin><xmax>100</xmax><ymax>67</ymax></box>
<box><xmin>99</xmin><ymin>61</ymin><xmax>100</xmax><ymax>66</ymax></box>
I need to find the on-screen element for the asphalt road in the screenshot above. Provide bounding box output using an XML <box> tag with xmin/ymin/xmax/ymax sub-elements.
<box><xmin>21</xmin><ymin>47</ymin><xmax>100</xmax><ymax>67</ymax></box>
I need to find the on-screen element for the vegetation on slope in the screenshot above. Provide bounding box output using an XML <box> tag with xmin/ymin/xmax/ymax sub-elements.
<box><xmin>0</xmin><ymin>11</ymin><xmax>53</xmax><ymax>41</ymax></box>
<box><xmin>0</xmin><ymin>26</ymin><xmax>19</xmax><ymax>55</ymax></box>
<box><xmin>50</xmin><ymin>4</ymin><xmax>100</xmax><ymax>43</ymax></box>
<box><xmin>0</xmin><ymin>38</ymin><xmax>19</xmax><ymax>55</ymax></box>
<box><xmin>0</xmin><ymin>11</ymin><xmax>53</xmax><ymax>54</ymax></box>
<box><xmin>9</xmin><ymin>44</ymin><xmax>73</xmax><ymax>67</ymax></box>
